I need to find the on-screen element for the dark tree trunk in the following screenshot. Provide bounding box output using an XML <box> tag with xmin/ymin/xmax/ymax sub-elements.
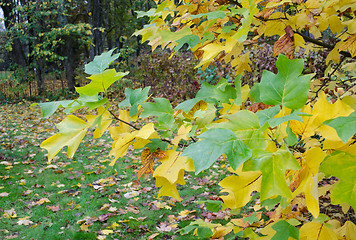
<box><xmin>64</xmin><ymin>40</ymin><xmax>76</xmax><ymax>92</ymax></box>
<box><xmin>89</xmin><ymin>0</ymin><xmax>104</xmax><ymax>59</ymax></box>
<box><xmin>1</xmin><ymin>0</ymin><xmax>27</xmax><ymax>68</ymax></box>
<box><xmin>35</xmin><ymin>59</ymin><xmax>44</xmax><ymax>95</ymax></box>
<box><xmin>57</xmin><ymin>0</ymin><xmax>76</xmax><ymax>92</ymax></box>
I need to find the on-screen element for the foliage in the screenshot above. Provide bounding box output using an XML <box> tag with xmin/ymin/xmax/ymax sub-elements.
<box><xmin>132</xmin><ymin>50</ymin><xmax>200</xmax><ymax>103</ymax></box>
<box><xmin>37</xmin><ymin>44</ymin><xmax>356</xmax><ymax>239</ymax></box>
<box><xmin>1</xmin><ymin>102</ymin><xmax>233</xmax><ymax>239</ymax></box>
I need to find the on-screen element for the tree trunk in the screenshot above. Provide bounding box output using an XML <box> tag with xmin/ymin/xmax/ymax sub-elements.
<box><xmin>35</xmin><ymin>59</ymin><xmax>44</xmax><ymax>95</ymax></box>
<box><xmin>64</xmin><ymin>40</ymin><xmax>76</xmax><ymax>92</ymax></box>
<box><xmin>1</xmin><ymin>0</ymin><xmax>27</xmax><ymax>68</ymax></box>
<box><xmin>89</xmin><ymin>0</ymin><xmax>104</xmax><ymax>59</ymax></box>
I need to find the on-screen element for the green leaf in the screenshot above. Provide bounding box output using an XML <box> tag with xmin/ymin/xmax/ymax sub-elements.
<box><xmin>135</xmin><ymin>8</ymin><xmax>157</xmax><ymax>18</ymax></box>
<box><xmin>201</xmin><ymin>32</ymin><xmax>215</xmax><ymax>43</ymax></box>
<box><xmin>205</xmin><ymin>200</ymin><xmax>223</xmax><ymax>212</ymax></box>
<box><xmin>211</xmin><ymin>110</ymin><xmax>267</xmax><ymax>150</ymax></box>
<box><xmin>190</xmin><ymin>10</ymin><xmax>225</xmax><ymax>20</ymax></box>
<box><xmin>145</xmin><ymin>139</ymin><xmax>169</xmax><ymax>152</ymax></box>
<box><xmin>196</xmin><ymin>79</ymin><xmax>238</xmax><ymax>105</ymax></box>
<box><xmin>65</xmin><ymin>94</ymin><xmax>108</xmax><ymax>113</ymax></box>
<box><xmin>76</xmin><ymin>69</ymin><xmax>128</xmax><ymax>96</ymax></box>
<box><xmin>256</xmin><ymin>105</ymin><xmax>280</xmax><ymax>127</ymax></box>
<box><xmin>197</xmin><ymin>227</ymin><xmax>213</xmax><ymax>238</ymax></box>
<box><xmin>259</xmin><ymin>54</ymin><xmax>312</xmax><ymax>110</ymax></box>
<box><xmin>40</xmin><ymin>115</ymin><xmax>89</xmax><ymax>161</ymax></box>
<box><xmin>268</xmin><ymin>109</ymin><xmax>304</xmax><ymax>128</ymax></box>
<box><xmin>175</xmin><ymin>98</ymin><xmax>201</xmax><ymax>113</ymax></box>
<box><xmin>320</xmin><ymin>151</ymin><xmax>356</xmax><ymax>208</ymax></box>
<box><xmin>286</xmin><ymin>122</ymin><xmax>298</xmax><ymax>146</ymax></box>
<box><xmin>175</xmin><ymin>34</ymin><xmax>200</xmax><ymax>51</ymax></box>
<box><xmin>250</xmin><ymin>82</ymin><xmax>261</xmax><ymax>103</ymax></box>
<box><xmin>141</xmin><ymin>98</ymin><xmax>174</xmax><ymax>130</ymax></box>
<box><xmin>271</xmin><ymin>220</ymin><xmax>299</xmax><ymax>240</ymax></box>
<box><xmin>33</xmin><ymin>100</ymin><xmax>73</xmax><ymax>118</ymax></box>
<box><xmin>243</xmin><ymin>212</ymin><xmax>259</xmax><ymax>224</ymax></box>
<box><xmin>118</xmin><ymin>87</ymin><xmax>150</xmax><ymax>116</ymax></box>
<box><xmin>243</xmin><ymin>149</ymin><xmax>300</xmax><ymax>201</ymax></box>
<box><xmin>261</xmin><ymin>196</ymin><xmax>282</xmax><ymax>210</ymax></box>
<box><xmin>182</xmin><ymin>128</ymin><xmax>252</xmax><ymax>174</ymax></box>
<box><xmin>324</xmin><ymin>111</ymin><xmax>356</xmax><ymax>143</ymax></box>
<box><xmin>85</xmin><ymin>49</ymin><xmax>120</xmax><ymax>75</ymax></box>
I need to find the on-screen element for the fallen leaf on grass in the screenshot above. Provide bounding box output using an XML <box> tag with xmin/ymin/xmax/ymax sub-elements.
<box><xmin>80</xmin><ymin>223</ymin><xmax>90</xmax><ymax>232</ymax></box>
<box><xmin>123</xmin><ymin>191</ymin><xmax>140</xmax><ymax>198</ymax></box>
<box><xmin>148</xmin><ymin>233</ymin><xmax>160</xmax><ymax>239</ymax></box>
<box><xmin>46</xmin><ymin>205</ymin><xmax>60</xmax><ymax>212</ymax></box>
<box><xmin>0</xmin><ymin>192</ymin><xmax>9</xmax><ymax>197</ymax></box>
<box><xmin>99</xmin><ymin>203</ymin><xmax>110</xmax><ymax>211</ymax></box>
<box><xmin>101</xmin><ymin>229</ymin><xmax>114</xmax><ymax>235</ymax></box>
<box><xmin>17</xmin><ymin>219</ymin><xmax>33</xmax><ymax>226</ymax></box>
<box><xmin>22</xmin><ymin>190</ymin><xmax>33</xmax><ymax>196</ymax></box>
<box><xmin>5</xmin><ymin>235</ymin><xmax>19</xmax><ymax>239</ymax></box>
<box><xmin>3</xmin><ymin>208</ymin><xmax>17</xmax><ymax>218</ymax></box>
<box><xmin>35</xmin><ymin>197</ymin><xmax>51</xmax><ymax>205</ymax></box>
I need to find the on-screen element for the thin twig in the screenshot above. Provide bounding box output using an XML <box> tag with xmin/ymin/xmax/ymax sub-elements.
<box><xmin>108</xmin><ymin>109</ymin><xmax>139</xmax><ymax>130</ymax></box>
<box><xmin>307</xmin><ymin>55</ymin><xmax>347</xmax><ymax>104</ymax></box>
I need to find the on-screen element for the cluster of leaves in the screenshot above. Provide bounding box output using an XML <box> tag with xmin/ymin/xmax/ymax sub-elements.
<box><xmin>135</xmin><ymin>0</ymin><xmax>356</xmax><ymax>70</ymax></box>
<box><xmin>36</xmin><ymin>47</ymin><xmax>356</xmax><ymax>239</ymax></box>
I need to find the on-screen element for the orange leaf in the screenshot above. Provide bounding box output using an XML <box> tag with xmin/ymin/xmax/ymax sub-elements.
<box><xmin>137</xmin><ymin>148</ymin><xmax>166</xmax><ymax>180</ymax></box>
<box><xmin>273</xmin><ymin>26</ymin><xmax>295</xmax><ymax>59</ymax></box>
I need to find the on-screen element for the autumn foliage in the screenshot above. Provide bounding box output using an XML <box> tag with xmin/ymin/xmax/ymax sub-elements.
<box><xmin>37</xmin><ymin>0</ymin><xmax>356</xmax><ymax>239</ymax></box>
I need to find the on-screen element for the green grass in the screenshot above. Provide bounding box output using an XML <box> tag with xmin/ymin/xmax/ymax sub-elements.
<box><xmin>0</xmin><ymin>102</ymin><xmax>234</xmax><ymax>240</ymax></box>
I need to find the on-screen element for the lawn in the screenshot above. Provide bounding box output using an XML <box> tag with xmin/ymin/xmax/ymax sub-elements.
<box><xmin>0</xmin><ymin>101</ymin><xmax>232</xmax><ymax>240</ymax></box>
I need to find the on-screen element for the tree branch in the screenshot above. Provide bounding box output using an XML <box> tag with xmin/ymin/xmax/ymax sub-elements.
<box><xmin>307</xmin><ymin>55</ymin><xmax>347</xmax><ymax>104</ymax></box>
<box><xmin>108</xmin><ymin>110</ymin><xmax>139</xmax><ymax>130</ymax></box>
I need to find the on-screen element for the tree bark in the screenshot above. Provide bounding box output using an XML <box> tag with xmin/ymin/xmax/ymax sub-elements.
<box><xmin>1</xmin><ymin>0</ymin><xmax>27</xmax><ymax>68</ymax></box>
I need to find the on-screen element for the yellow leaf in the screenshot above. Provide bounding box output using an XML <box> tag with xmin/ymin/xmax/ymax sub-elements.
<box><xmin>172</xmin><ymin>125</ymin><xmax>192</xmax><ymax>145</ymax></box>
<box><xmin>109</xmin><ymin>132</ymin><xmax>136</xmax><ymax>166</ymax></box>
<box><xmin>153</xmin><ymin>150</ymin><xmax>194</xmax><ymax>184</ymax></box>
<box><xmin>80</xmin><ymin>223</ymin><xmax>90</xmax><ymax>232</ymax></box>
<box><xmin>85</xmin><ymin>107</ymin><xmax>113</xmax><ymax>139</ymax></box>
<box><xmin>101</xmin><ymin>230</ymin><xmax>113</xmax><ymax>235</ymax></box>
<box><xmin>290</xmin><ymin>92</ymin><xmax>353</xmax><ymax>140</ymax></box>
<box><xmin>292</xmin><ymin>147</ymin><xmax>326</xmax><ymax>217</ymax></box>
<box><xmin>108</xmin><ymin>110</ymin><xmax>131</xmax><ymax>137</ymax></box>
<box><xmin>339</xmin><ymin>34</ymin><xmax>356</xmax><ymax>57</ymax></box>
<box><xmin>36</xmin><ymin>197</ymin><xmax>51</xmax><ymax>205</ymax></box>
<box><xmin>155</xmin><ymin>168</ymin><xmax>186</xmax><ymax>201</ymax></box>
<box><xmin>219</xmin><ymin>100</ymin><xmax>240</xmax><ymax>115</ymax></box>
<box><xmin>299</xmin><ymin>222</ymin><xmax>338</xmax><ymax>240</ymax></box>
<box><xmin>219</xmin><ymin>167</ymin><xmax>262</xmax><ymax>209</ymax></box>
<box><xmin>41</xmin><ymin>115</ymin><xmax>90</xmax><ymax>161</ymax></box>
<box><xmin>3</xmin><ymin>208</ymin><xmax>17</xmax><ymax>219</ymax></box>
<box><xmin>335</xmin><ymin>221</ymin><xmax>356</xmax><ymax>240</ymax></box>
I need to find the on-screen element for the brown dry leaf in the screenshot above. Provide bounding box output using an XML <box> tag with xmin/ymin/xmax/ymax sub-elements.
<box><xmin>137</xmin><ymin>148</ymin><xmax>166</xmax><ymax>180</ymax></box>
<box><xmin>273</xmin><ymin>25</ymin><xmax>295</xmax><ymax>59</ymax></box>
<box><xmin>46</xmin><ymin>205</ymin><xmax>60</xmax><ymax>212</ymax></box>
